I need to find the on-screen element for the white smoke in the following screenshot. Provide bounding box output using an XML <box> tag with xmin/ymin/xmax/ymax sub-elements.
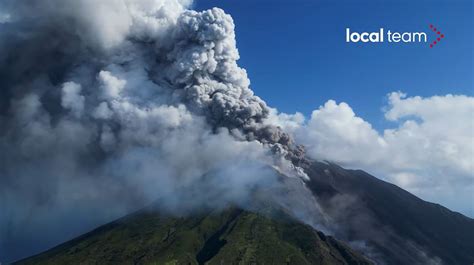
<box><xmin>0</xmin><ymin>1</ymin><xmax>315</xmax><ymax>262</ymax></box>
<box><xmin>3</xmin><ymin>1</ymin><xmax>462</xmax><ymax>264</ymax></box>
<box><xmin>271</xmin><ymin>92</ymin><xmax>474</xmax><ymax>216</ymax></box>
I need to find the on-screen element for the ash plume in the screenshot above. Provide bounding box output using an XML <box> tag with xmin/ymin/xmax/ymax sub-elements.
<box><xmin>0</xmin><ymin>0</ymin><xmax>312</xmax><ymax>262</ymax></box>
<box><xmin>0</xmin><ymin>2</ymin><xmax>457</xmax><ymax>265</ymax></box>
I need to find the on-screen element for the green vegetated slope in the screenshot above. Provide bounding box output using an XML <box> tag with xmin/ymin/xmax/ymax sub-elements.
<box><xmin>15</xmin><ymin>207</ymin><xmax>372</xmax><ymax>265</ymax></box>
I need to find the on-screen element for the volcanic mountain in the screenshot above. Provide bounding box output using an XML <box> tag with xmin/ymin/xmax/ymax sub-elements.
<box><xmin>304</xmin><ymin>161</ymin><xmax>474</xmax><ymax>265</ymax></box>
<box><xmin>13</xmin><ymin>206</ymin><xmax>372</xmax><ymax>265</ymax></box>
<box><xmin>1</xmin><ymin>2</ymin><xmax>473</xmax><ymax>265</ymax></box>
<box><xmin>14</xmin><ymin>161</ymin><xmax>474</xmax><ymax>265</ymax></box>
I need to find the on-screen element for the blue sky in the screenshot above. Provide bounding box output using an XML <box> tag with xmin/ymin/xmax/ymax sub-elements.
<box><xmin>195</xmin><ymin>0</ymin><xmax>473</xmax><ymax>130</ymax></box>
<box><xmin>195</xmin><ymin>0</ymin><xmax>473</xmax><ymax>216</ymax></box>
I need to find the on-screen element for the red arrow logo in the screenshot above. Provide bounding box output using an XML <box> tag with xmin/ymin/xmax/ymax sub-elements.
<box><xmin>429</xmin><ymin>24</ymin><xmax>445</xmax><ymax>48</ymax></box>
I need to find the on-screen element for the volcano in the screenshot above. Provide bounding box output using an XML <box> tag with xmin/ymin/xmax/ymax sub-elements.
<box><xmin>13</xmin><ymin>206</ymin><xmax>372</xmax><ymax>265</ymax></box>
<box><xmin>1</xmin><ymin>2</ymin><xmax>473</xmax><ymax>265</ymax></box>
<box><xmin>14</xmin><ymin>161</ymin><xmax>474</xmax><ymax>265</ymax></box>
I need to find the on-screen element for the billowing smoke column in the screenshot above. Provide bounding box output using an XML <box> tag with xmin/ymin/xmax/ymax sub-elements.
<box><xmin>0</xmin><ymin>0</ymin><xmax>312</xmax><ymax>262</ymax></box>
<box><xmin>0</xmin><ymin>0</ymin><xmax>304</xmax><ymax>158</ymax></box>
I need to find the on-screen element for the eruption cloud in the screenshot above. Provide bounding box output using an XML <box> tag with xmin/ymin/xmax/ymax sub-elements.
<box><xmin>1</xmin><ymin>2</ymin><xmax>462</xmax><ymax>264</ymax></box>
<box><xmin>0</xmin><ymin>0</ymin><xmax>314</xmax><ymax>262</ymax></box>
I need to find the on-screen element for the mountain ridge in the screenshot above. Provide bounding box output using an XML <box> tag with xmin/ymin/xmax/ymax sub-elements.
<box><xmin>304</xmin><ymin>161</ymin><xmax>474</xmax><ymax>264</ymax></box>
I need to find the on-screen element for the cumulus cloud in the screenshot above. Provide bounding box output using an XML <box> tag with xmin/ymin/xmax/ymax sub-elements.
<box><xmin>289</xmin><ymin>92</ymin><xmax>474</xmax><ymax>214</ymax></box>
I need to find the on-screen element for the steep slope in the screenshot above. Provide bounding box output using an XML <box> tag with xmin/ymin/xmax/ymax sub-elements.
<box><xmin>305</xmin><ymin>161</ymin><xmax>474</xmax><ymax>265</ymax></box>
<box><xmin>14</xmin><ymin>206</ymin><xmax>373</xmax><ymax>265</ymax></box>
<box><xmin>12</xmin><ymin>161</ymin><xmax>474</xmax><ymax>265</ymax></box>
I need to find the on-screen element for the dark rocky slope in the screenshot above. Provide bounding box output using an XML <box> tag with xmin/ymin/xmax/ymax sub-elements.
<box><xmin>305</xmin><ymin>161</ymin><xmax>474</xmax><ymax>265</ymax></box>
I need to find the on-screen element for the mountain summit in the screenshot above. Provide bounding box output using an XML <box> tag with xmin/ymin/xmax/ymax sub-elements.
<box><xmin>14</xmin><ymin>161</ymin><xmax>474</xmax><ymax>265</ymax></box>
<box><xmin>14</xmin><ymin>206</ymin><xmax>372</xmax><ymax>265</ymax></box>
